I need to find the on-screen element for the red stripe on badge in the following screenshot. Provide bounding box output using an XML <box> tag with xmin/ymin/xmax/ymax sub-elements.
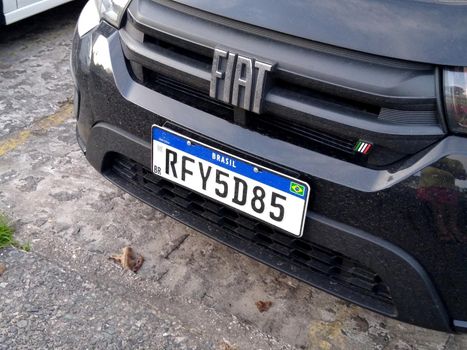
<box><xmin>362</xmin><ymin>143</ymin><xmax>372</xmax><ymax>154</ymax></box>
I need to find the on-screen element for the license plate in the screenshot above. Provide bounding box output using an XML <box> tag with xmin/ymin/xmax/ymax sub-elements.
<box><xmin>151</xmin><ymin>126</ymin><xmax>310</xmax><ymax>237</ymax></box>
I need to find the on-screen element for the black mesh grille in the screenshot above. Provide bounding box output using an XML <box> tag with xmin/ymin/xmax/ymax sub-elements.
<box><xmin>108</xmin><ymin>153</ymin><xmax>394</xmax><ymax>309</ymax></box>
<box><xmin>142</xmin><ymin>70</ymin><xmax>234</xmax><ymax>122</ymax></box>
<box><xmin>141</xmin><ymin>70</ymin><xmax>363</xmax><ymax>161</ymax></box>
<box><xmin>120</xmin><ymin>5</ymin><xmax>444</xmax><ymax>169</ymax></box>
<box><xmin>249</xmin><ymin>113</ymin><xmax>357</xmax><ymax>156</ymax></box>
<box><xmin>120</xmin><ymin>10</ymin><xmax>445</xmax><ymax>169</ymax></box>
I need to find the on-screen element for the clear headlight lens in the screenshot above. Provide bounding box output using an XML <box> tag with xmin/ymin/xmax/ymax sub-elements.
<box><xmin>97</xmin><ymin>0</ymin><xmax>131</xmax><ymax>28</ymax></box>
<box><xmin>77</xmin><ymin>0</ymin><xmax>131</xmax><ymax>37</ymax></box>
<box><xmin>77</xmin><ymin>0</ymin><xmax>101</xmax><ymax>37</ymax></box>
<box><xmin>444</xmin><ymin>67</ymin><xmax>467</xmax><ymax>134</ymax></box>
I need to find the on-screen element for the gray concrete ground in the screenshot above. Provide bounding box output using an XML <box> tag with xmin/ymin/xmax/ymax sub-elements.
<box><xmin>1</xmin><ymin>2</ymin><xmax>467</xmax><ymax>349</ymax></box>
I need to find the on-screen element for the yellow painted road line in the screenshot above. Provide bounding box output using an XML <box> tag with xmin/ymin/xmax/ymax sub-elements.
<box><xmin>309</xmin><ymin>304</ymin><xmax>361</xmax><ymax>350</ymax></box>
<box><xmin>0</xmin><ymin>102</ymin><xmax>73</xmax><ymax>157</ymax></box>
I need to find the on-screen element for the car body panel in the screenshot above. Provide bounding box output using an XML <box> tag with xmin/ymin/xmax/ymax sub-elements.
<box><xmin>2</xmin><ymin>0</ymin><xmax>74</xmax><ymax>24</ymax></box>
<box><xmin>2</xmin><ymin>0</ymin><xmax>17</xmax><ymax>13</ymax></box>
<box><xmin>71</xmin><ymin>24</ymin><xmax>467</xmax><ymax>331</ymax></box>
<box><xmin>169</xmin><ymin>0</ymin><xmax>467</xmax><ymax>66</ymax></box>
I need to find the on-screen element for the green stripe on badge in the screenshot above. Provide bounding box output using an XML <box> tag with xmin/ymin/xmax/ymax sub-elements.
<box><xmin>354</xmin><ymin>141</ymin><xmax>362</xmax><ymax>151</ymax></box>
<box><xmin>290</xmin><ymin>182</ymin><xmax>305</xmax><ymax>196</ymax></box>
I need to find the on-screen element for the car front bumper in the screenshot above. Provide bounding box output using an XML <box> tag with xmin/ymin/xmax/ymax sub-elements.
<box><xmin>72</xmin><ymin>21</ymin><xmax>467</xmax><ymax>332</ymax></box>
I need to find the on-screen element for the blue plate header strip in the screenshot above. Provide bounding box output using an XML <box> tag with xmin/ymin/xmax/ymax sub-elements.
<box><xmin>153</xmin><ymin>127</ymin><xmax>307</xmax><ymax>199</ymax></box>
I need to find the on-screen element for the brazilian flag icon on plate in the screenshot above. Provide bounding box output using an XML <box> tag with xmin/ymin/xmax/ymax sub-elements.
<box><xmin>290</xmin><ymin>182</ymin><xmax>305</xmax><ymax>197</ymax></box>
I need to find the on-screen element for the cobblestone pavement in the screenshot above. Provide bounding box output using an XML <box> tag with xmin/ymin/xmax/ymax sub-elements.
<box><xmin>1</xmin><ymin>2</ymin><xmax>467</xmax><ymax>349</ymax></box>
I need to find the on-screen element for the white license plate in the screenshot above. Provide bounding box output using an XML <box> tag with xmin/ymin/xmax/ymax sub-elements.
<box><xmin>151</xmin><ymin>126</ymin><xmax>310</xmax><ymax>237</ymax></box>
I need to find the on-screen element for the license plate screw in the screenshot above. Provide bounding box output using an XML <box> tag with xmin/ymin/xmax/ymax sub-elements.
<box><xmin>187</xmin><ymin>140</ymin><xmax>192</xmax><ymax>146</ymax></box>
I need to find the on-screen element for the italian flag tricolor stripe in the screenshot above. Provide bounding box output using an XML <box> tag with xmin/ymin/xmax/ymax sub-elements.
<box><xmin>354</xmin><ymin>141</ymin><xmax>372</xmax><ymax>155</ymax></box>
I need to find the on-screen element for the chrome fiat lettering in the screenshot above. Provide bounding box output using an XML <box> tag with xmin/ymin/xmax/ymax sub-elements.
<box><xmin>222</xmin><ymin>52</ymin><xmax>237</xmax><ymax>104</ymax></box>
<box><xmin>209</xmin><ymin>48</ymin><xmax>274</xmax><ymax>114</ymax></box>
<box><xmin>209</xmin><ymin>48</ymin><xmax>228</xmax><ymax>101</ymax></box>
<box><xmin>231</xmin><ymin>55</ymin><xmax>254</xmax><ymax>110</ymax></box>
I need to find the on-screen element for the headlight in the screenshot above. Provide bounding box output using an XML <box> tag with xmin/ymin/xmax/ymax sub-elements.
<box><xmin>77</xmin><ymin>0</ymin><xmax>130</xmax><ymax>37</ymax></box>
<box><xmin>77</xmin><ymin>0</ymin><xmax>101</xmax><ymax>37</ymax></box>
<box><xmin>96</xmin><ymin>0</ymin><xmax>132</xmax><ymax>28</ymax></box>
<box><xmin>444</xmin><ymin>67</ymin><xmax>467</xmax><ymax>134</ymax></box>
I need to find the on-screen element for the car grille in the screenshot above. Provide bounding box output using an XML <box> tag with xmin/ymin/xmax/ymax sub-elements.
<box><xmin>119</xmin><ymin>0</ymin><xmax>446</xmax><ymax>169</ymax></box>
<box><xmin>106</xmin><ymin>153</ymin><xmax>395</xmax><ymax>315</ymax></box>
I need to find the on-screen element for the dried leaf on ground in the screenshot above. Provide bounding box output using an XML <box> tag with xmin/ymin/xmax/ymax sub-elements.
<box><xmin>0</xmin><ymin>263</ymin><xmax>5</xmax><ymax>276</ymax></box>
<box><xmin>109</xmin><ymin>246</ymin><xmax>144</xmax><ymax>273</ymax></box>
<box><xmin>219</xmin><ymin>338</ymin><xmax>236</xmax><ymax>350</ymax></box>
<box><xmin>255</xmin><ymin>300</ymin><xmax>273</xmax><ymax>313</ymax></box>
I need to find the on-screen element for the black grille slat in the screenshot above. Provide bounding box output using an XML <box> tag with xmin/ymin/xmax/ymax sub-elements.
<box><xmin>305</xmin><ymin>259</ymin><xmax>333</xmax><ymax>275</ymax></box>
<box><xmin>112</xmin><ymin>163</ymin><xmax>137</xmax><ymax>180</ymax></box>
<box><xmin>110</xmin><ymin>154</ymin><xmax>394</xmax><ymax>308</ymax></box>
<box><xmin>282</xmin><ymin>122</ymin><xmax>355</xmax><ymax>149</ymax></box>
<box><xmin>140</xmin><ymin>70</ymin><xmax>362</xmax><ymax>161</ymax></box>
<box><xmin>171</xmin><ymin>195</ymin><xmax>192</xmax><ymax>209</ymax></box>
<box><xmin>252</xmin><ymin>116</ymin><xmax>356</xmax><ymax>155</ymax></box>
<box><xmin>142</xmin><ymin>70</ymin><xmax>234</xmax><ymax>122</ymax></box>
<box><xmin>379</xmin><ymin>108</ymin><xmax>438</xmax><ymax>126</ymax></box>
<box><xmin>234</xmin><ymin>226</ymin><xmax>257</xmax><ymax>241</ymax></box>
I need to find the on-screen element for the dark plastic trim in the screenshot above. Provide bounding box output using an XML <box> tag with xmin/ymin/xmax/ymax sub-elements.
<box><xmin>120</xmin><ymin>27</ymin><xmax>210</xmax><ymax>90</ymax></box>
<box><xmin>307</xmin><ymin>212</ymin><xmax>451</xmax><ymax>331</ymax></box>
<box><xmin>264</xmin><ymin>89</ymin><xmax>443</xmax><ymax>138</ymax></box>
<box><xmin>122</xmin><ymin>26</ymin><xmax>443</xmax><ymax>141</ymax></box>
<box><xmin>434</xmin><ymin>66</ymin><xmax>449</xmax><ymax>133</ymax></box>
<box><xmin>80</xmin><ymin>121</ymin><xmax>451</xmax><ymax>332</ymax></box>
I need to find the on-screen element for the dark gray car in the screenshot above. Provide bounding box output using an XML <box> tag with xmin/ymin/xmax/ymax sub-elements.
<box><xmin>71</xmin><ymin>0</ymin><xmax>467</xmax><ymax>332</ymax></box>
